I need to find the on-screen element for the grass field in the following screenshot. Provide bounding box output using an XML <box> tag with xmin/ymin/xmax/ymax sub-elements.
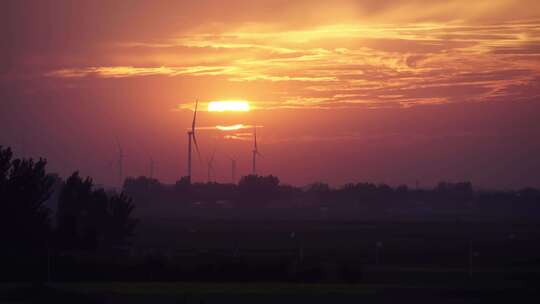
<box><xmin>2</xmin><ymin>281</ymin><xmax>540</xmax><ymax>303</ymax></box>
<box><xmin>2</xmin><ymin>220</ymin><xmax>540</xmax><ymax>302</ymax></box>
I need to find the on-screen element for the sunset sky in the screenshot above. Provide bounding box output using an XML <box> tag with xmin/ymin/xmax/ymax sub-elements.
<box><xmin>1</xmin><ymin>0</ymin><xmax>540</xmax><ymax>188</ymax></box>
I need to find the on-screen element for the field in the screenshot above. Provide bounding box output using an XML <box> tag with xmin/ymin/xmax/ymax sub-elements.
<box><xmin>2</xmin><ymin>281</ymin><xmax>540</xmax><ymax>303</ymax></box>
<box><xmin>3</xmin><ymin>219</ymin><xmax>540</xmax><ymax>302</ymax></box>
<box><xmin>134</xmin><ymin>219</ymin><xmax>540</xmax><ymax>274</ymax></box>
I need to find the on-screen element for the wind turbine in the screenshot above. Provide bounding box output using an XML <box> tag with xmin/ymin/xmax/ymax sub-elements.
<box><xmin>225</xmin><ymin>152</ymin><xmax>237</xmax><ymax>184</ymax></box>
<box><xmin>187</xmin><ymin>100</ymin><xmax>201</xmax><ymax>183</ymax></box>
<box><xmin>149</xmin><ymin>157</ymin><xmax>155</xmax><ymax>179</ymax></box>
<box><xmin>206</xmin><ymin>148</ymin><xmax>216</xmax><ymax>183</ymax></box>
<box><xmin>230</xmin><ymin>156</ymin><xmax>237</xmax><ymax>184</ymax></box>
<box><xmin>252</xmin><ymin>126</ymin><xmax>262</xmax><ymax>175</ymax></box>
<box><xmin>115</xmin><ymin>137</ymin><xmax>125</xmax><ymax>190</ymax></box>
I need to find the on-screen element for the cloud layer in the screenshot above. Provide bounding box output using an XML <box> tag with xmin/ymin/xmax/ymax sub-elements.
<box><xmin>37</xmin><ymin>8</ymin><xmax>540</xmax><ymax>109</ymax></box>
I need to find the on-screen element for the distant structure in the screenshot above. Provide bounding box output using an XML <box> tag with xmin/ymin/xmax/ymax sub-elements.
<box><xmin>186</xmin><ymin>100</ymin><xmax>201</xmax><ymax>183</ymax></box>
<box><xmin>115</xmin><ymin>137</ymin><xmax>125</xmax><ymax>189</ymax></box>
<box><xmin>149</xmin><ymin>157</ymin><xmax>155</xmax><ymax>179</ymax></box>
<box><xmin>231</xmin><ymin>157</ymin><xmax>237</xmax><ymax>184</ymax></box>
<box><xmin>207</xmin><ymin>148</ymin><xmax>216</xmax><ymax>183</ymax></box>
<box><xmin>252</xmin><ymin>126</ymin><xmax>262</xmax><ymax>174</ymax></box>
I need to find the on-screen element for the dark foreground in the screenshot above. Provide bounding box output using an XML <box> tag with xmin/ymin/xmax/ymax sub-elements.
<box><xmin>2</xmin><ymin>281</ymin><xmax>540</xmax><ymax>303</ymax></box>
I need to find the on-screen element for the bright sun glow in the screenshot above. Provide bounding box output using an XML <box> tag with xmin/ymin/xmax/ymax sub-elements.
<box><xmin>208</xmin><ymin>100</ymin><xmax>250</xmax><ymax>112</ymax></box>
<box><xmin>216</xmin><ymin>124</ymin><xmax>244</xmax><ymax>131</ymax></box>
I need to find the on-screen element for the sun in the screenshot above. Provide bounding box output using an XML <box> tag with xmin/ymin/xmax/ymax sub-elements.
<box><xmin>216</xmin><ymin>124</ymin><xmax>245</xmax><ymax>131</ymax></box>
<box><xmin>208</xmin><ymin>100</ymin><xmax>250</xmax><ymax>112</ymax></box>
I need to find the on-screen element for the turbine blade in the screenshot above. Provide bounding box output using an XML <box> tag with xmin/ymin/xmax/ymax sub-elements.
<box><xmin>192</xmin><ymin>133</ymin><xmax>202</xmax><ymax>164</ymax></box>
<box><xmin>190</xmin><ymin>99</ymin><xmax>202</xmax><ymax>164</ymax></box>
<box><xmin>191</xmin><ymin>99</ymin><xmax>198</xmax><ymax>132</ymax></box>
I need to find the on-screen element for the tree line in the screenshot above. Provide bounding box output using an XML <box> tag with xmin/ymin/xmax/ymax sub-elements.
<box><xmin>3</xmin><ymin>144</ymin><xmax>540</xmax><ymax>282</ymax></box>
<box><xmin>0</xmin><ymin>146</ymin><xmax>137</xmax><ymax>280</ymax></box>
<box><xmin>123</xmin><ymin>175</ymin><xmax>540</xmax><ymax>220</ymax></box>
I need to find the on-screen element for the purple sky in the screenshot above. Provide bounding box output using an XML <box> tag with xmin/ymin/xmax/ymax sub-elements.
<box><xmin>1</xmin><ymin>0</ymin><xmax>540</xmax><ymax>189</ymax></box>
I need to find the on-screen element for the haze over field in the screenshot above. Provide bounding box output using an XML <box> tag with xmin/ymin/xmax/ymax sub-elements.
<box><xmin>1</xmin><ymin>0</ymin><xmax>540</xmax><ymax>188</ymax></box>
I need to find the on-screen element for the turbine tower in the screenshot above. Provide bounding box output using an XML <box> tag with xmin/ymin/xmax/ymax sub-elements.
<box><xmin>226</xmin><ymin>153</ymin><xmax>237</xmax><ymax>184</ymax></box>
<box><xmin>187</xmin><ymin>100</ymin><xmax>201</xmax><ymax>183</ymax></box>
<box><xmin>252</xmin><ymin>126</ymin><xmax>262</xmax><ymax>175</ymax></box>
<box><xmin>115</xmin><ymin>137</ymin><xmax>125</xmax><ymax>190</ymax></box>
<box><xmin>207</xmin><ymin>148</ymin><xmax>216</xmax><ymax>183</ymax></box>
<box><xmin>231</xmin><ymin>157</ymin><xmax>237</xmax><ymax>184</ymax></box>
<box><xmin>149</xmin><ymin>157</ymin><xmax>154</xmax><ymax>179</ymax></box>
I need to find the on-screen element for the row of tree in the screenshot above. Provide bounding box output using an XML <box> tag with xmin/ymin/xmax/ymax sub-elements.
<box><xmin>123</xmin><ymin>174</ymin><xmax>540</xmax><ymax>219</ymax></box>
<box><xmin>0</xmin><ymin>146</ymin><xmax>137</xmax><ymax>260</ymax></box>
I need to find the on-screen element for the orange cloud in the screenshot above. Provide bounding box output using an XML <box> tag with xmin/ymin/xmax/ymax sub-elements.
<box><xmin>41</xmin><ymin>2</ymin><xmax>540</xmax><ymax>109</ymax></box>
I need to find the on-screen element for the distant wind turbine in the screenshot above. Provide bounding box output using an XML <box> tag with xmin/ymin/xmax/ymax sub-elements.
<box><xmin>252</xmin><ymin>126</ymin><xmax>262</xmax><ymax>175</ymax></box>
<box><xmin>149</xmin><ymin>157</ymin><xmax>155</xmax><ymax>179</ymax></box>
<box><xmin>115</xmin><ymin>137</ymin><xmax>125</xmax><ymax>189</ymax></box>
<box><xmin>207</xmin><ymin>148</ymin><xmax>216</xmax><ymax>183</ymax></box>
<box><xmin>230</xmin><ymin>156</ymin><xmax>237</xmax><ymax>184</ymax></box>
<box><xmin>187</xmin><ymin>100</ymin><xmax>201</xmax><ymax>183</ymax></box>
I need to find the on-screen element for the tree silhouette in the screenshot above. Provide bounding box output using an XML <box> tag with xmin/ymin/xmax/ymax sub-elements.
<box><xmin>104</xmin><ymin>191</ymin><xmax>138</xmax><ymax>251</ymax></box>
<box><xmin>56</xmin><ymin>172</ymin><xmax>137</xmax><ymax>253</ymax></box>
<box><xmin>0</xmin><ymin>146</ymin><xmax>54</xmax><ymax>257</ymax></box>
<box><xmin>123</xmin><ymin>176</ymin><xmax>161</xmax><ymax>207</ymax></box>
<box><xmin>237</xmin><ymin>174</ymin><xmax>280</xmax><ymax>207</ymax></box>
